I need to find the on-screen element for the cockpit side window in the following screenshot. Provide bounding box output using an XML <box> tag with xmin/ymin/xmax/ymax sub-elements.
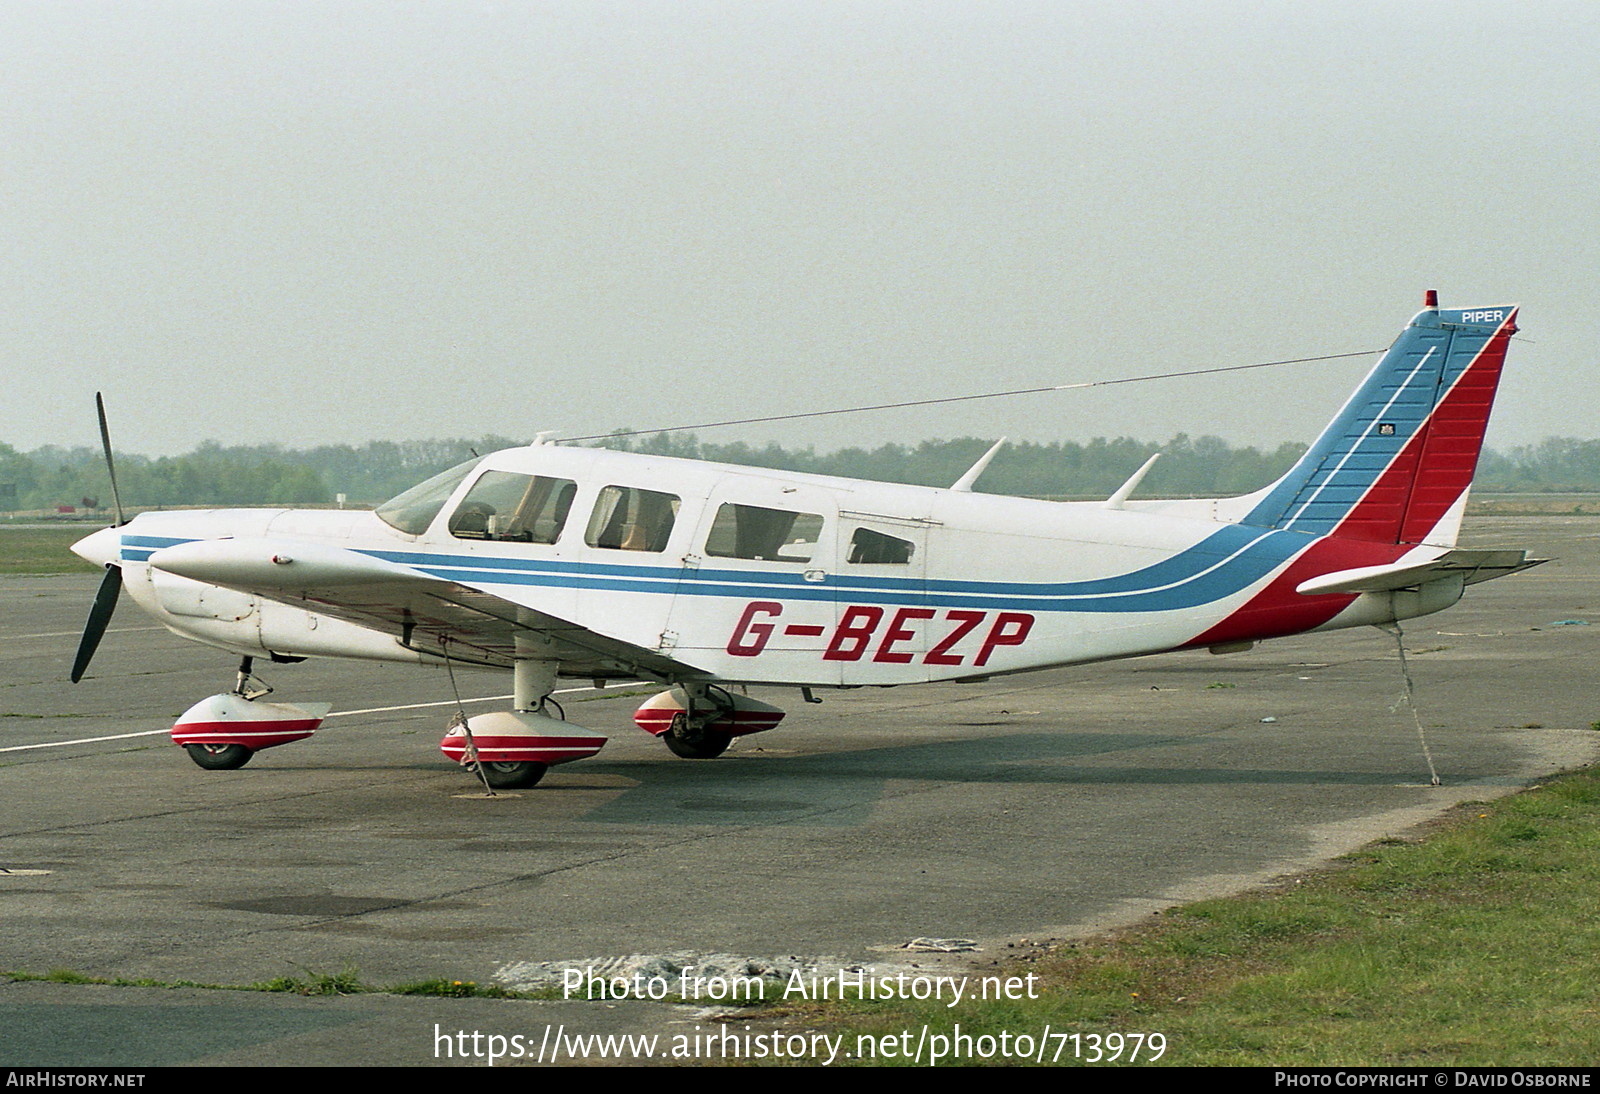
<box><xmin>375</xmin><ymin>458</ymin><xmax>483</xmax><ymax>536</ymax></box>
<box><xmin>449</xmin><ymin>472</ymin><xmax>577</xmax><ymax>544</ymax></box>
<box><xmin>848</xmin><ymin>527</ymin><xmax>915</xmax><ymax>565</ymax></box>
<box><xmin>585</xmin><ymin>486</ymin><xmax>681</xmax><ymax>552</ymax></box>
<box><xmin>705</xmin><ymin>503</ymin><xmax>824</xmax><ymax>563</ymax></box>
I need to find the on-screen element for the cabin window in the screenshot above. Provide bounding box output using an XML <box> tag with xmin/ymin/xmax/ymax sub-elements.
<box><xmin>375</xmin><ymin>457</ymin><xmax>483</xmax><ymax>536</ymax></box>
<box><xmin>449</xmin><ymin>472</ymin><xmax>577</xmax><ymax>544</ymax></box>
<box><xmin>704</xmin><ymin>503</ymin><xmax>824</xmax><ymax>563</ymax></box>
<box><xmin>585</xmin><ymin>486</ymin><xmax>681</xmax><ymax>552</ymax></box>
<box><xmin>848</xmin><ymin>527</ymin><xmax>914</xmax><ymax>565</ymax></box>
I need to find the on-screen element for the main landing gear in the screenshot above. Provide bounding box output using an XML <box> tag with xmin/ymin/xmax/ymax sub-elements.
<box><xmin>663</xmin><ymin>715</ymin><xmax>734</xmax><ymax>760</ymax></box>
<box><xmin>476</xmin><ymin>759</ymin><xmax>548</xmax><ymax>790</ymax></box>
<box><xmin>439</xmin><ymin>706</ymin><xmax>606</xmax><ymax>789</ymax></box>
<box><xmin>438</xmin><ymin>645</ymin><xmax>606</xmax><ymax>790</ymax></box>
<box><xmin>185</xmin><ymin>742</ymin><xmax>253</xmax><ymax>771</ymax></box>
<box><xmin>632</xmin><ymin>684</ymin><xmax>787</xmax><ymax>757</ymax></box>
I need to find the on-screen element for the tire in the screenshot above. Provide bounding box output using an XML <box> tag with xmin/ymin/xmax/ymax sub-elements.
<box><xmin>662</xmin><ymin>715</ymin><xmax>733</xmax><ymax>759</ymax></box>
<box><xmin>474</xmin><ymin>761</ymin><xmax>548</xmax><ymax>789</ymax></box>
<box><xmin>185</xmin><ymin>743</ymin><xmax>252</xmax><ymax>770</ymax></box>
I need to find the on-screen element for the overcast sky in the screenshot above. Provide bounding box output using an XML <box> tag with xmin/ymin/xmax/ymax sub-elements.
<box><xmin>3</xmin><ymin>0</ymin><xmax>1595</xmax><ymax>459</ymax></box>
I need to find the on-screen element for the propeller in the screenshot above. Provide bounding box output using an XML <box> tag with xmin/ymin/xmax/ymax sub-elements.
<box><xmin>70</xmin><ymin>393</ymin><xmax>129</xmax><ymax>683</ymax></box>
<box><xmin>95</xmin><ymin>392</ymin><xmax>126</xmax><ymax>527</ymax></box>
<box><xmin>70</xmin><ymin>565</ymin><xmax>123</xmax><ymax>683</ymax></box>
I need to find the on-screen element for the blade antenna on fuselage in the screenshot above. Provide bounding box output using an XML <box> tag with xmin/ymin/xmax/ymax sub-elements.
<box><xmin>950</xmin><ymin>438</ymin><xmax>1007</xmax><ymax>492</ymax></box>
<box><xmin>1104</xmin><ymin>452</ymin><xmax>1162</xmax><ymax>510</ymax></box>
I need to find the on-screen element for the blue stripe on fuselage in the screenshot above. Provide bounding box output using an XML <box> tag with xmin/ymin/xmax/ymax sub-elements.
<box><xmin>115</xmin><ymin>526</ymin><xmax>1313</xmax><ymax>615</ymax></box>
<box><xmin>118</xmin><ymin>534</ymin><xmax>192</xmax><ymax>563</ymax></box>
<box><xmin>363</xmin><ymin>523</ymin><xmax>1311</xmax><ymax>614</ymax></box>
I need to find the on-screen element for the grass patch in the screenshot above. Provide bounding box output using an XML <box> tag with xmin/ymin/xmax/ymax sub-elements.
<box><xmin>249</xmin><ymin>966</ymin><xmax>371</xmax><ymax>996</ymax></box>
<box><xmin>5</xmin><ymin>969</ymin><xmax>221</xmax><ymax>991</ymax></box>
<box><xmin>806</xmin><ymin>771</ymin><xmax>1600</xmax><ymax>1066</ymax></box>
<box><xmin>390</xmin><ymin>978</ymin><xmax>526</xmax><ymax>1000</ymax></box>
<box><xmin>2</xmin><ymin>965</ymin><xmax>541</xmax><ymax>1001</ymax></box>
<box><xmin>0</xmin><ymin>525</ymin><xmax>98</xmax><ymax>575</ymax></box>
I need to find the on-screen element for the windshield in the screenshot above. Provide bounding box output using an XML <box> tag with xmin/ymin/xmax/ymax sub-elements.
<box><xmin>375</xmin><ymin>458</ymin><xmax>483</xmax><ymax>535</ymax></box>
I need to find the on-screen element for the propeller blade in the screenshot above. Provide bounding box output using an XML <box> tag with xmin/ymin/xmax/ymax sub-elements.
<box><xmin>70</xmin><ymin>564</ymin><xmax>123</xmax><ymax>683</ymax></box>
<box><xmin>95</xmin><ymin>392</ymin><xmax>126</xmax><ymax>527</ymax></box>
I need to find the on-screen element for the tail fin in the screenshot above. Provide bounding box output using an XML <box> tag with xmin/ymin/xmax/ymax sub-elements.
<box><xmin>1240</xmin><ymin>297</ymin><xmax>1518</xmax><ymax>546</ymax></box>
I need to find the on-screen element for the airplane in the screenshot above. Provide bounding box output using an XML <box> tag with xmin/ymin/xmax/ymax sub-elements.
<box><xmin>68</xmin><ymin>292</ymin><xmax>1539</xmax><ymax>789</ymax></box>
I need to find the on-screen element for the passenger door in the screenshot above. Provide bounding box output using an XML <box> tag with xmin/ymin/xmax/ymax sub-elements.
<box><xmin>831</xmin><ymin>509</ymin><xmax>934</xmax><ymax>684</ymax></box>
<box><xmin>666</xmin><ymin>477</ymin><xmax>840</xmax><ymax>682</ymax></box>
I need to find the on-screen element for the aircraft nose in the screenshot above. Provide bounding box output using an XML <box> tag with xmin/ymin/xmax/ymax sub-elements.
<box><xmin>71</xmin><ymin>526</ymin><xmax>121</xmax><ymax>568</ymax></box>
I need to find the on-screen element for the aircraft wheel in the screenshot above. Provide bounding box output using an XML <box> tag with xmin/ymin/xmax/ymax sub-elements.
<box><xmin>474</xmin><ymin>761</ymin><xmax>548</xmax><ymax>789</ymax></box>
<box><xmin>662</xmin><ymin>715</ymin><xmax>733</xmax><ymax>759</ymax></box>
<box><xmin>184</xmin><ymin>743</ymin><xmax>253</xmax><ymax>770</ymax></box>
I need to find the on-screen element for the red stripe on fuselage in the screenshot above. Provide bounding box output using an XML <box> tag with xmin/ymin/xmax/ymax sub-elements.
<box><xmin>1184</xmin><ymin>536</ymin><xmax>1396</xmax><ymax>647</ymax></box>
<box><xmin>1187</xmin><ymin>313</ymin><xmax>1516</xmax><ymax>648</ymax></box>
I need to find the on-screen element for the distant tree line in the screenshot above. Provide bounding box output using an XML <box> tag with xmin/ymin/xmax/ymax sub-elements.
<box><xmin>1473</xmin><ymin>437</ymin><xmax>1600</xmax><ymax>493</ymax></box>
<box><xmin>0</xmin><ymin>437</ymin><xmax>519</xmax><ymax>513</ymax></box>
<box><xmin>2</xmin><ymin>433</ymin><xmax>1598</xmax><ymax>515</ymax></box>
<box><xmin>602</xmin><ymin>431</ymin><xmax>1315</xmax><ymax>500</ymax></box>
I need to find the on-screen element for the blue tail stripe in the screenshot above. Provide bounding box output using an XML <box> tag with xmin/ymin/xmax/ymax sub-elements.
<box><xmin>1243</xmin><ymin>307</ymin><xmax>1503</xmax><ymax>535</ymax></box>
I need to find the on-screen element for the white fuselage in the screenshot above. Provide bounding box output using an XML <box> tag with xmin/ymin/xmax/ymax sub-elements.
<box><xmin>78</xmin><ymin>443</ymin><xmax>1444</xmax><ymax>689</ymax></box>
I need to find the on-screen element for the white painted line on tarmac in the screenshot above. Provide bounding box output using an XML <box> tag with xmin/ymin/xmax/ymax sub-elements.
<box><xmin>11</xmin><ymin>626</ymin><xmax>166</xmax><ymax>640</ymax></box>
<box><xmin>0</xmin><ymin>728</ymin><xmax>169</xmax><ymax>752</ymax></box>
<box><xmin>329</xmin><ymin>681</ymin><xmax>644</xmax><ymax>718</ymax></box>
<box><xmin>329</xmin><ymin>694</ymin><xmax>513</xmax><ymax>718</ymax></box>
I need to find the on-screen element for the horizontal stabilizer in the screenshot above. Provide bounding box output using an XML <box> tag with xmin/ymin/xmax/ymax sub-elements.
<box><xmin>1295</xmin><ymin>549</ymin><xmax>1544</xmax><ymax>596</ymax></box>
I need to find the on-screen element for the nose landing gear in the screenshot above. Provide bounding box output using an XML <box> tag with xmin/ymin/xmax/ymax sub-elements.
<box><xmin>171</xmin><ymin>658</ymin><xmax>330</xmax><ymax>771</ymax></box>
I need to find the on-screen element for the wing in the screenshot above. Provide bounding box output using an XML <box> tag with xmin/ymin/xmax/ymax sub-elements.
<box><xmin>145</xmin><ymin>536</ymin><xmax>705</xmax><ymax>679</ymax></box>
